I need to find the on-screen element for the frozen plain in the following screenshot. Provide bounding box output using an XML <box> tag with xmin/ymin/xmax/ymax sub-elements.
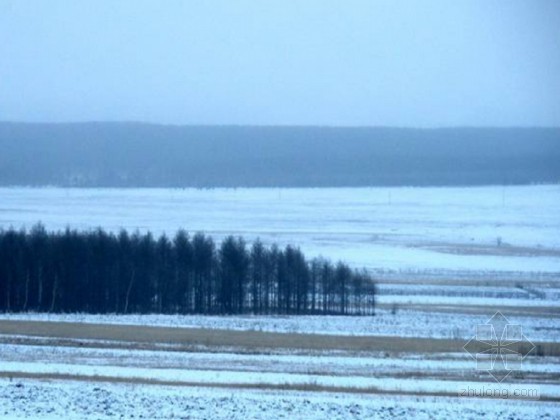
<box><xmin>1</xmin><ymin>320</ymin><xmax>559</xmax><ymax>419</ymax></box>
<box><xmin>2</xmin><ymin>310</ymin><xmax>559</xmax><ymax>341</ymax></box>
<box><xmin>0</xmin><ymin>185</ymin><xmax>559</xmax><ymax>273</ymax></box>
<box><xmin>2</xmin><ymin>379</ymin><xmax>558</xmax><ymax>420</ymax></box>
<box><xmin>2</xmin><ymin>185</ymin><xmax>558</xmax><ymax>315</ymax></box>
<box><xmin>1</xmin><ymin>185</ymin><xmax>559</xmax><ymax>418</ymax></box>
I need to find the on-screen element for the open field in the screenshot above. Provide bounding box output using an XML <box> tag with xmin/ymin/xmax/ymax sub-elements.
<box><xmin>2</xmin><ymin>379</ymin><xmax>559</xmax><ymax>420</ymax></box>
<box><xmin>1</xmin><ymin>185</ymin><xmax>559</xmax><ymax>273</ymax></box>
<box><xmin>2</xmin><ymin>309</ymin><xmax>560</xmax><ymax>341</ymax></box>
<box><xmin>0</xmin><ymin>185</ymin><xmax>558</xmax><ymax>417</ymax></box>
<box><xmin>2</xmin><ymin>186</ymin><xmax>558</xmax><ymax>320</ymax></box>
<box><xmin>1</xmin><ymin>186</ymin><xmax>558</xmax><ymax>323</ymax></box>
<box><xmin>1</xmin><ymin>319</ymin><xmax>558</xmax><ymax>356</ymax></box>
<box><xmin>0</xmin><ymin>319</ymin><xmax>559</xmax><ymax>418</ymax></box>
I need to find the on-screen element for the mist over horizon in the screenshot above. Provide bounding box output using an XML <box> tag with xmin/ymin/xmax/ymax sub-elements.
<box><xmin>1</xmin><ymin>122</ymin><xmax>558</xmax><ymax>188</ymax></box>
<box><xmin>1</xmin><ymin>0</ymin><xmax>559</xmax><ymax>127</ymax></box>
<box><xmin>2</xmin><ymin>120</ymin><xmax>560</xmax><ymax>129</ymax></box>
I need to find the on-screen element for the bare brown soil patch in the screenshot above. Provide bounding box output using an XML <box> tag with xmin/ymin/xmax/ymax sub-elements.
<box><xmin>1</xmin><ymin>319</ymin><xmax>559</xmax><ymax>356</ymax></box>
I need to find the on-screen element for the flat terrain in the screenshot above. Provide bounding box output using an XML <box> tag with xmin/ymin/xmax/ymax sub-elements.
<box><xmin>2</xmin><ymin>379</ymin><xmax>558</xmax><ymax>420</ymax></box>
<box><xmin>0</xmin><ymin>317</ymin><xmax>559</xmax><ymax>418</ymax></box>
<box><xmin>1</xmin><ymin>320</ymin><xmax>559</xmax><ymax>357</ymax></box>
<box><xmin>1</xmin><ymin>185</ymin><xmax>559</xmax><ymax>273</ymax></box>
<box><xmin>0</xmin><ymin>185</ymin><xmax>558</xmax><ymax>418</ymax></box>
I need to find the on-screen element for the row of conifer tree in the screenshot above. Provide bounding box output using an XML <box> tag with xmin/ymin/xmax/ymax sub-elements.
<box><xmin>0</xmin><ymin>225</ymin><xmax>375</xmax><ymax>315</ymax></box>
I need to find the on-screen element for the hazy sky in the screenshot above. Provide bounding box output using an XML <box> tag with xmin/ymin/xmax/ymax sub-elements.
<box><xmin>1</xmin><ymin>0</ymin><xmax>559</xmax><ymax>127</ymax></box>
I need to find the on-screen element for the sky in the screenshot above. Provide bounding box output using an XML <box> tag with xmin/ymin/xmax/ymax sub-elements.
<box><xmin>1</xmin><ymin>0</ymin><xmax>559</xmax><ymax>127</ymax></box>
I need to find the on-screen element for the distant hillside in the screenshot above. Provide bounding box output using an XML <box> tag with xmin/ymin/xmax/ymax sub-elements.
<box><xmin>0</xmin><ymin>123</ymin><xmax>558</xmax><ymax>187</ymax></box>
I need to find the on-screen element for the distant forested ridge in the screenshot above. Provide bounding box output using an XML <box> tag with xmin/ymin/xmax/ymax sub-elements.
<box><xmin>0</xmin><ymin>122</ymin><xmax>558</xmax><ymax>187</ymax></box>
<box><xmin>0</xmin><ymin>226</ymin><xmax>375</xmax><ymax>315</ymax></box>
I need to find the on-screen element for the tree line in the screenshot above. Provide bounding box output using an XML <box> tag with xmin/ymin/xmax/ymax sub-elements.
<box><xmin>2</xmin><ymin>123</ymin><xmax>559</xmax><ymax>187</ymax></box>
<box><xmin>0</xmin><ymin>225</ymin><xmax>375</xmax><ymax>315</ymax></box>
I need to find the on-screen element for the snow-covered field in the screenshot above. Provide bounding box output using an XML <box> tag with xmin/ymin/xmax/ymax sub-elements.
<box><xmin>1</xmin><ymin>309</ymin><xmax>558</xmax><ymax>417</ymax></box>
<box><xmin>2</xmin><ymin>379</ymin><xmax>557</xmax><ymax>420</ymax></box>
<box><xmin>1</xmin><ymin>185</ymin><xmax>559</xmax><ymax>273</ymax></box>
<box><xmin>6</xmin><ymin>359</ymin><xmax>558</xmax><ymax>397</ymax></box>
<box><xmin>0</xmin><ymin>320</ymin><xmax>559</xmax><ymax>418</ymax></box>
<box><xmin>2</xmin><ymin>311</ymin><xmax>559</xmax><ymax>341</ymax></box>
<box><xmin>2</xmin><ymin>343</ymin><xmax>559</xmax><ymax>379</ymax></box>
<box><xmin>1</xmin><ymin>185</ymin><xmax>559</xmax><ymax>418</ymax></box>
<box><xmin>376</xmin><ymin>295</ymin><xmax>560</xmax><ymax>308</ymax></box>
<box><xmin>3</xmin><ymin>186</ymin><xmax>556</xmax><ymax>325</ymax></box>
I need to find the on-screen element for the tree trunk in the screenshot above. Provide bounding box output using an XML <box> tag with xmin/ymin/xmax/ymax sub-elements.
<box><xmin>124</xmin><ymin>269</ymin><xmax>136</xmax><ymax>314</ymax></box>
<box><xmin>37</xmin><ymin>266</ymin><xmax>43</xmax><ymax>311</ymax></box>
<box><xmin>23</xmin><ymin>272</ymin><xmax>30</xmax><ymax>311</ymax></box>
<box><xmin>49</xmin><ymin>275</ymin><xmax>58</xmax><ymax>313</ymax></box>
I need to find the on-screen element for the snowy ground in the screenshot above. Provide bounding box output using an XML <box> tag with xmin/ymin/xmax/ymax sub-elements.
<box><xmin>2</xmin><ymin>343</ymin><xmax>559</xmax><ymax>381</ymax></box>
<box><xmin>0</xmin><ymin>185</ymin><xmax>559</xmax><ymax>418</ymax></box>
<box><xmin>1</xmin><ymin>185</ymin><xmax>559</xmax><ymax>273</ymax></box>
<box><xmin>0</xmin><ymin>317</ymin><xmax>559</xmax><ymax>419</ymax></box>
<box><xmin>2</xmin><ymin>186</ymin><xmax>558</xmax><ymax>324</ymax></box>
<box><xmin>1</xmin><ymin>310</ymin><xmax>559</xmax><ymax>341</ymax></box>
<box><xmin>5</xmin><ymin>360</ymin><xmax>558</xmax><ymax>397</ymax></box>
<box><xmin>2</xmin><ymin>379</ymin><xmax>558</xmax><ymax>420</ymax></box>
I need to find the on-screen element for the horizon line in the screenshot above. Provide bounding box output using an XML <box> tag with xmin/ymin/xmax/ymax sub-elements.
<box><xmin>1</xmin><ymin>120</ymin><xmax>560</xmax><ymax>130</ymax></box>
